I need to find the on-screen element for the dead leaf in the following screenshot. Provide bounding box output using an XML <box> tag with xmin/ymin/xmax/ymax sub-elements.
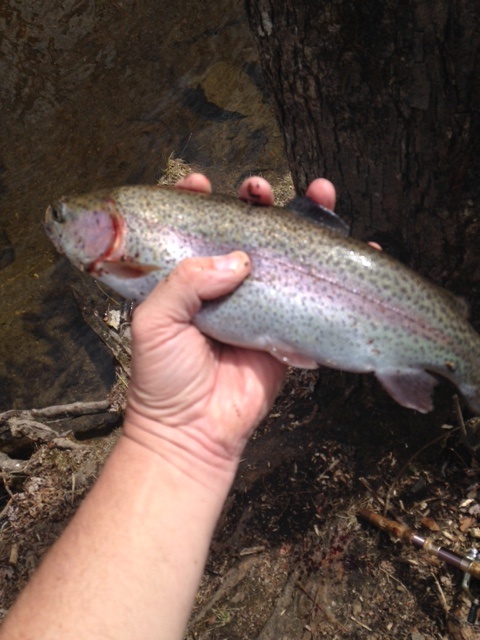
<box><xmin>459</xmin><ymin>516</ymin><xmax>476</xmax><ymax>532</ymax></box>
<box><xmin>420</xmin><ymin>517</ymin><xmax>440</xmax><ymax>532</ymax></box>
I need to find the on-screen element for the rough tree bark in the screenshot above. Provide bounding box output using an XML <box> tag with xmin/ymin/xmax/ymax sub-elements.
<box><xmin>245</xmin><ymin>0</ymin><xmax>480</xmax><ymax>315</ymax></box>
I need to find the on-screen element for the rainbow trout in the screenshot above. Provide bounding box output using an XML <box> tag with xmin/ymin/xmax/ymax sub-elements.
<box><xmin>45</xmin><ymin>185</ymin><xmax>480</xmax><ymax>414</ymax></box>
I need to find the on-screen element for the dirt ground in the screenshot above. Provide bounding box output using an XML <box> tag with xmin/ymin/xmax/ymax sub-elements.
<box><xmin>1</xmin><ymin>367</ymin><xmax>480</xmax><ymax>639</ymax></box>
<box><xmin>1</xmin><ymin>164</ymin><xmax>480</xmax><ymax>638</ymax></box>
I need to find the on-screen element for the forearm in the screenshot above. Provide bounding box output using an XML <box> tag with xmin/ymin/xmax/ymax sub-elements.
<box><xmin>0</xmin><ymin>247</ymin><xmax>285</xmax><ymax>639</ymax></box>
<box><xmin>0</xmin><ymin>423</ymin><xmax>238</xmax><ymax>640</ymax></box>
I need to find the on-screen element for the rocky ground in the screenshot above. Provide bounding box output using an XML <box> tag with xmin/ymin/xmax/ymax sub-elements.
<box><xmin>1</xmin><ymin>365</ymin><xmax>480</xmax><ymax>639</ymax></box>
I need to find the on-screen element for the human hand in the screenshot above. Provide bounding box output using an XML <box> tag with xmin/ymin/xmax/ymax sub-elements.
<box><xmin>124</xmin><ymin>174</ymin><xmax>337</xmax><ymax>470</ymax></box>
<box><xmin>175</xmin><ymin>171</ymin><xmax>336</xmax><ymax>210</ymax></box>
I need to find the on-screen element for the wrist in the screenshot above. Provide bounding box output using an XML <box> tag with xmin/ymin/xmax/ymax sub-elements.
<box><xmin>122</xmin><ymin>409</ymin><xmax>241</xmax><ymax>493</ymax></box>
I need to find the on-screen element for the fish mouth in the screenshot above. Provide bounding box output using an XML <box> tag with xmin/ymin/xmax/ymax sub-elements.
<box><xmin>45</xmin><ymin>196</ymin><xmax>127</xmax><ymax>274</ymax></box>
<box><xmin>87</xmin><ymin>200</ymin><xmax>126</xmax><ymax>275</ymax></box>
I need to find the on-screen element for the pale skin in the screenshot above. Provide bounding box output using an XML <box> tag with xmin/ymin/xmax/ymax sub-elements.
<box><xmin>0</xmin><ymin>174</ymin><xmax>337</xmax><ymax>640</ymax></box>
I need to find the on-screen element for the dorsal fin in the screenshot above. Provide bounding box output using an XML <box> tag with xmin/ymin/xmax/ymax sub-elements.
<box><xmin>286</xmin><ymin>196</ymin><xmax>350</xmax><ymax>236</ymax></box>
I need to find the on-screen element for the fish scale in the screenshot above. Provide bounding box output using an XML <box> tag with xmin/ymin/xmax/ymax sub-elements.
<box><xmin>45</xmin><ymin>185</ymin><xmax>480</xmax><ymax>414</ymax></box>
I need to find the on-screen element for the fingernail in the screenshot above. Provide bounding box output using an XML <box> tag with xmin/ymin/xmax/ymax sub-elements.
<box><xmin>212</xmin><ymin>252</ymin><xmax>248</xmax><ymax>272</ymax></box>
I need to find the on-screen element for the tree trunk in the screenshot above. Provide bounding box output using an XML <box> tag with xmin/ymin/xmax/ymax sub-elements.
<box><xmin>245</xmin><ymin>0</ymin><xmax>480</xmax><ymax>315</ymax></box>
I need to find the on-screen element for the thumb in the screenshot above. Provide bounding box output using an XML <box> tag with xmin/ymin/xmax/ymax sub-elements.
<box><xmin>132</xmin><ymin>251</ymin><xmax>252</xmax><ymax>333</ymax></box>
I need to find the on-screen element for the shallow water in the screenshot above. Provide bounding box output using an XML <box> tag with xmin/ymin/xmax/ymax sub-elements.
<box><xmin>0</xmin><ymin>0</ymin><xmax>287</xmax><ymax>411</ymax></box>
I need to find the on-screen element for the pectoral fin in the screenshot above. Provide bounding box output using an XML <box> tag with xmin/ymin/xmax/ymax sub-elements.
<box><xmin>375</xmin><ymin>368</ymin><xmax>438</xmax><ymax>413</ymax></box>
<box><xmin>100</xmin><ymin>260</ymin><xmax>161</xmax><ymax>279</ymax></box>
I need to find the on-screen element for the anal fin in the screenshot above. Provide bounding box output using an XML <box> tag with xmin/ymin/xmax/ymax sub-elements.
<box><xmin>375</xmin><ymin>368</ymin><xmax>438</xmax><ymax>413</ymax></box>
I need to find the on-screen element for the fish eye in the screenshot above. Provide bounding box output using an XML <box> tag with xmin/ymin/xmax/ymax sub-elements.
<box><xmin>49</xmin><ymin>203</ymin><xmax>64</xmax><ymax>223</ymax></box>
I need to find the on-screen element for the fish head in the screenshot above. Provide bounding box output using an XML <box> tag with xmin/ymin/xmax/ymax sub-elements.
<box><xmin>45</xmin><ymin>193</ymin><xmax>125</xmax><ymax>275</ymax></box>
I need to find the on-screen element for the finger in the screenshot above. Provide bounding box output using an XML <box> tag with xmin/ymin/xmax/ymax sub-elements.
<box><xmin>133</xmin><ymin>252</ymin><xmax>252</xmax><ymax>330</ymax></box>
<box><xmin>306</xmin><ymin>178</ymin><xmax>336</xmax><ymax>210</ymax></box>
<box><xmin>238</xmin><ymin>176</ymin><xmax>274</xmax><ymax>206</ymax></box>
<box><xmin>175</xmin><ymin>173</ymin><xmax>212</xmax><ymax>194</ymax></box>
